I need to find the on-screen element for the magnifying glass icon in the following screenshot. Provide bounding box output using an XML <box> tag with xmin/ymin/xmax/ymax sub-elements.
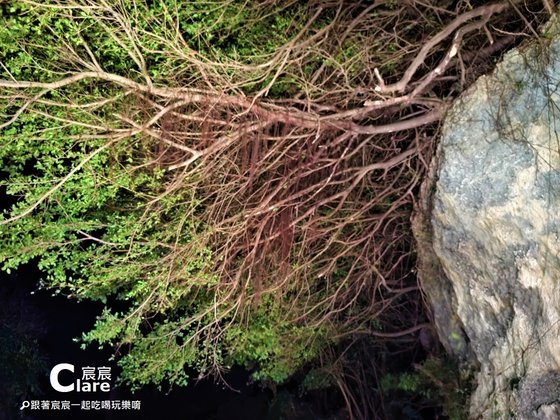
<box><xmin>20</xmin><ymin>401</ymin><xmax>30</xmax><ymax>410</ymax></box>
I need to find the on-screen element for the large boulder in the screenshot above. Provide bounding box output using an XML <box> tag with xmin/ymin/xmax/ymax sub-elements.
<box><xmin>415</xmin><ymin>14</ymin><xmax>560</xmax><ymax>419</ymax></box>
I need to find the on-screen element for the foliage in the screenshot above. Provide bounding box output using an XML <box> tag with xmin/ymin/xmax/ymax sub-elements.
<box><xmin>381</xmin><ymin>357</ymin><xmax>473</xmax><ymax>420</ymax></box>
<box><xmin>0</xmin><ymin>0</ymin><xmax>337</xmax><ymax>388</ymax></box>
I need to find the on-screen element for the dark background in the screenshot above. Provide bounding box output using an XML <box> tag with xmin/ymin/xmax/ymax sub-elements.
<box><xmin>0</xmin><ymin>264</ymin><xmax>277</xmax><ymax>420</ymax></box>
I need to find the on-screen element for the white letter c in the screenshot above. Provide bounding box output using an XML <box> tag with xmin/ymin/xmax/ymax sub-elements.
<box><xmin>50</xmin><ymin>363</ymin><xmax>75</xmax><ymax>392</ymax></box>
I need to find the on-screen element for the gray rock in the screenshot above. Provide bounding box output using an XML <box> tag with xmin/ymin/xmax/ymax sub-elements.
<box><xmin>416</xmin><ymin>14</ymin><xmax>560</xmax><ymax>419</ymax></box>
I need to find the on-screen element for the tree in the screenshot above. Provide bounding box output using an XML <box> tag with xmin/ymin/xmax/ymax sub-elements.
<box><xmin>0</xmin><ymin>0</ymin><xmax>549</xmax><ymax>417</ymax></box>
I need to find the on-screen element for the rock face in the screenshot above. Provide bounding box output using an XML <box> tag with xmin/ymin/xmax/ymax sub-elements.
<box><xmin>417</xmin><ymin>15</ymin><xmax>560</xmax><ymax>419</ymax></box>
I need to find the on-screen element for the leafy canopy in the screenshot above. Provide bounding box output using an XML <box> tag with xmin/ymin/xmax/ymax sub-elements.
<box><xmin>0</xmin><ymin>0</ymin><xmax>334</xmax><ymax>389</ymax></box>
